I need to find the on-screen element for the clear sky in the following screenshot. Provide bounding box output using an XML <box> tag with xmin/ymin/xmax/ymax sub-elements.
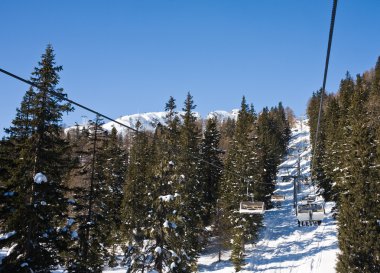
<box><xmin>1</xmin><ymin>0</ymin><xmax>379</xmax><ymax>132</ymax></box>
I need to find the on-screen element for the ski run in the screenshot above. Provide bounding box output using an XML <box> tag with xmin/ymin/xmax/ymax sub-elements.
<box><xmin>197</xmin><ymin>118</ymin><xmax>339</xmax><ymax>273</ymax></box>
<box><xmin>0</xmin><ymin>118</ymin><xmax>339</xmax><ymax>273</ymax></box>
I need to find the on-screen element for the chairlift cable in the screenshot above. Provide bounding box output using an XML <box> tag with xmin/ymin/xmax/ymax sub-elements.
<box><xmin>311</xmin><ymin>0</ymin><xmax>338</xmax><ymax>183</ymax></box>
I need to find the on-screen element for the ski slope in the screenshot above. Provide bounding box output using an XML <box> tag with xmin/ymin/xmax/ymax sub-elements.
<box><xmin>1</xmin><ymin>118</ymin><xmax>339</xmax><ymax>273</ymax></box>
<box><xmin>198</xmin><ymin>118</ymin><xmax>339</xmax><ymax>273</ymax></box>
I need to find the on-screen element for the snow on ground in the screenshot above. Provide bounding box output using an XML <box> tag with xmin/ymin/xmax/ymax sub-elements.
<box><xmin>198</xmin><ymin>118</ymin><xmax>339</xmax><ymax>273</ymax></box>
<box><xmin>1</xmin><ymin>119</ymin><xmax>338</xmax><ymax>272</ymax></box>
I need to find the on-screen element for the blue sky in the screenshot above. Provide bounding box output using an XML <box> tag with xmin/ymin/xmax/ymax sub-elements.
<box><xmin>1</xmin><ymin>0</ymin><xmax>379</xmax><ymax>131</ymax></box>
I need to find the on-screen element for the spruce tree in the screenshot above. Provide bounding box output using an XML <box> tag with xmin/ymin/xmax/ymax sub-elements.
<box><xmin>218</xmin><ymin>97</ymin><xmax>262</xmax><ymax>271</ymax></box>
<box><xmin>67</xmin><ymin>117</ymin><xmax>110</xmax><ymax>273</ymax></box>
<box><xmin>198</xmin><ymin>117</ymin><xmax>223</xmax><ymax>226</ymax></box>
<box><xmin>122</xmin><ymin>123</ymin><xmax>154</xmax><ymax>272</ymax></box>
<box><xmin>337</xmin><ymin>74</ymin><xmax>380</xmax><ymax>272</ymax></box>
<box><xmin>175</xmin><ymin>92</ymin><xmax>203</xmax><ymax>269</ymax></box>
<box><xmin>0</xmin><ymin>44</ymin><xmax>73</xmax><ymax>273</ymax></box>
<box><xmin>122</xmin><ymin>97</ymin><xmax>191</xmax><ymax>273</ymax></box>
<box><xmin>320</xmin><ymin>95</ymin><xmax>340</xmax><ymax>201</ymax></box>
<box><xmin>101</xmin><ymin>127</ymin><xmax>127</xmax><ymax>266</ymax></box>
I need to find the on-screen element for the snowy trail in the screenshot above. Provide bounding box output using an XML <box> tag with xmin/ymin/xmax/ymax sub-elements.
<box><xmin>198</xmin><ymin>119</ymin><xmax>339</xmax><ymax>273</ymax></box>
<box><xmin>1</xmin><ymin>119</ymin><xmax>338</xmax><ymax>273</ymax></box>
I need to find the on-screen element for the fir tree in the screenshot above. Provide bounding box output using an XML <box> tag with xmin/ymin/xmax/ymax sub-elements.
<box><xmin>198</xmin><ymin>117</ymin><xmax>223</xmax><ymax>226</ymax></box>
<box><xmin>0</xmin><ymin>44</ymin><xmax>73</xmax><ymax>273</ymax></box>
<box><xmin>337</xmin><ymin>74</ymin><xmax>380</xmax><ymax>272</ymax></box>
<box><xmin>320</xmin><ymin>95</ymin><xmax>340</xmax><ymax>201</ymax></box>
<box><xmin>101</xmin><ymin>127</ymin><xmax>128</xmax><ymax>267</ymax></box>
<box><xmin>122</xmin><ymin>97</ymin><xmax>191</xmax><ymax>273</ymax></box>
<box><xmin>176</xmin><ymin>92</ymin><xmax>203</xmax><ymax>269</ymax></box>
<box><xmin>67</xmin><ymin>117</ymin><xmax>110</xmax><ymax>273</ymax></box>
<box><xmin>218</xmin><ymin>97</ymin><xmax>262</xmax><ymax>271</ymax></box>
<box><xmin>122</xmin><ymin>123</ymin><xmax>153</xmax><ymax>271</ymax></box>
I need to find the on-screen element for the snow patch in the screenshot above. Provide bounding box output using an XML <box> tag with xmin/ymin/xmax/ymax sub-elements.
<box><xmin>71</xmin><ymin>231</ymin><xmax>79</xmax><ymax>239</ymax></box>
<box><xmin>3</xmin><ymin>192</ymin><xmax>15</xmax><ymax>197</ymax></box>
<box><xmin>0</xmin><ymin>231</ymin><xmax>16</xmax><ymax>241</ymax></box>
<box><xmin>154</xmin><ymin>246</ymin><xmax>162</xmax><ymax>254</ymax></box>
<box><xmin>34</xmin><ymin>172</ymin><xmax>47</xmax><ymax>184</ymax></box>
<box><xmin>67</xmin><ymin>218</ymin><xmax>75</xmax><ymax>226</ymax></box>
<box><xmin>159</xmin><ymin>195</ymin><xmax>174</xmax><ymax>202</ymax></box>
<box><xmin>7</xmin><ymin>243</ymin><xmax>17</xmax><ymax>256</ymax></box>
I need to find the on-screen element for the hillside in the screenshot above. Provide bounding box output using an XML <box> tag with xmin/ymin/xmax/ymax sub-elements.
<box><xmin>1</xmin><ymin>118</ymin><xmax>339</xmax><ymax>273</ymax></box>
<box><xmin>198</xmin><ymin>118</ymin><xmax>339</xmax><ymax>273</ymax></box>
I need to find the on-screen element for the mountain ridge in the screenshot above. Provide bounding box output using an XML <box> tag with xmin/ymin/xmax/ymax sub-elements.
<box><xmin>65</xmin><ymin>109</ymin><xmax>240</xmax><ymax>135</ymax></box>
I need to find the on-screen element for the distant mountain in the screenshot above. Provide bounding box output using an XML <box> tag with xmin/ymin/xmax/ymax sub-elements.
<box><xmin>65</xmin><ymin>110</ymin><xmax>239</xmax><ymax>135</ymax></box>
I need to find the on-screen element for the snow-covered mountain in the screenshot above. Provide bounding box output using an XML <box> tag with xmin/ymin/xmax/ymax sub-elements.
<box><xmin>65</xmin><ymin>110</ymin><xmax>239</xmax><ymax>135</ymax></box>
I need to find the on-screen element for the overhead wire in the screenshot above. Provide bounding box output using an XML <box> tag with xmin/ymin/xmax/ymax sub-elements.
<box><xmin>311</xmin><ymin>0</ymin><xmax>338</xmax><ymax>181</ymax></box>
<box><xmin>0</xmin><ymin>67</ymin><xmax>276</xmax><ymax>186</ymax></box>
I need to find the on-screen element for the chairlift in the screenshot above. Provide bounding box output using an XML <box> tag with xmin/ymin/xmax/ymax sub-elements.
<box><xmin>239</xmin><ymin>201</ymin><xmax>265</xmax><ymax>214</ymax></box>
<box><xmin>301</xmin><ymin>194</ymin><xmax>324</xmax><ymax>204</ymax></box>
<box><xmin>296</xmin><ymin>199</ymin><xmax>325</xmax><ymax>226</ymax></box>
<box><xmin>270</xmin><ymin>194</ymin><xmax>285</xmax><ymax>202</ymax></box>
<box><xmin>238</xmin><ymin>182</ymin><xmax>265</xmax><ymax>214</ymax></box>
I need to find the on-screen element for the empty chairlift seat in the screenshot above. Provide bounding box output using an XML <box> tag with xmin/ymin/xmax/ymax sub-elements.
<box><xmin>239</xmin><ymin>201</ymin><xmax>265</xmax><ymax>214</ymax></box>
<box><xmin>296</xmin><ymin>201</ymin><xmax>325</xmax><ymax>226</ymax></box>
<box><xmin>310</xmin><ymin>203</ymin><xmax>325</xmax><ymax>222</ymax></box>
<box><xmin>271</xmin><ymin>194</ymin><xmax>286</xmax><ymax>202</ymax></box>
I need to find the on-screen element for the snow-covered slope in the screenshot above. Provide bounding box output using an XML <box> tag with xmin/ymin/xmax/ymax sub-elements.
<box><xmin>198</xmin><ymin>118</ymin><xmax>339</xmax><ymax>273</ymax></box>
<box><xmin>65</xmin><ymin>110</ymin><xmax>238</xmax><ymax>135</ymax></box>
<box><xmin>2</xmin><ymin>118</ymin><xmax>339</xmax><ymax>273</ymax></box>
<box><xmin>207</xmin><ymin>110</ymin><xmax>239</xmax><ymax>122</ymax></box>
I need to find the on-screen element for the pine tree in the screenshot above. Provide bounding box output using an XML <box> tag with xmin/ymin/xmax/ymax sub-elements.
<box><xmin>175</xmin><ymin>92</ymin><xmax>203</xmax><ymax>269</ymax></box>
<box><xmin>320</xmin><ymin>95</ymin><xmax>340</xmax><ymax>201</ymax></box>
<box><xmin>306</xmin><ymin>57</ymin><xmax>380</xmax><ymax>272</ymax></box>
<box><xmin>337</xmin><ymin>74</ymin><xmax>380</xmax><ymax>272</ymax></box>
<box><xmin>0</xmin><ymin>44</ymin><xmax>73</xmax><ymax>273</ymax></box>
<box><xmin>101</xmin><ymin>127</ymin><xmax>127</xmax><ymax>266</ymax></box>
<box><xmin>219</xmin><ymin>117</ymin><xmax>236</xmax><ymax>153</ymax></box>
<box><xmin>256</xmin><ymin>107</ymin><xmax>280</xmax><ymax>204</ymax></box>
<box><xmin>122</xmin><ymin>123</ymin><xmax>154</xmax><ymax>272</ymax></box>
<box><xmin>198</xmin><ymin>117</ymin><xmax>223</xmax><ymax>226</ymax></box>
<box><xmin>218</xmin><ymin>97</ymin><xmax>262</xmax><ymax>271</ymax></box>
<box><xmin>307</xmin><ymin>89</ymin><xmax>331</xmax><ymax>199</ymax></box>
<box><xmin>67</xmin><ymin>117</ymin><xmax>111</xmax><ymax>273</ymax></box>
<box><xmin>122</xmin><ymin>97</ymin><xmax>191</xmax><ymax>273</ymax></box>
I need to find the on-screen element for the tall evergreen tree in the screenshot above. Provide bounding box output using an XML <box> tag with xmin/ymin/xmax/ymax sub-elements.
<box><xmin>320</xmin><ymin>95</ymin><xmax>340</xmax><ymax>201</ymax></box>
<box><xmin>67</xmin><ymin>117</ymin><xmax>111</xmax><ymax>273</ymax></box>
<box><xmin>122</xmin><ymin>123</ymin><xmax>154</xmax><ymax>272</ymax></box>
<box><xmin>0</xmin><ymin>45</ymin><xmax>73</xmax><ymax>273</ymax></box>
<box><xmin>101</xmin><ymin>127</ymin><xmax>128</xmax><ymax>266</ymax></box>
<box><xmin>175</xmin><ymin>92</ymin><xmax>203</xmax><ymax>269</ymax></box>
<box><xmin>307</xmin><ymin>58</ymin><xmax>380</xmax><ymax>271</ymax></box>
<box><xmin>336</xmin><ymin>74</ymin><xmax>380</xmax><ymax>272</ymax></box>
<box><xmin>198</xmin><ymin>117</ymin><xmax>223</xmax><ymax>226</ymax></box>
<box><xmin>218</xmin><ymin>97</ymin><xmax>261</xmax><ymax>271</ymax></box>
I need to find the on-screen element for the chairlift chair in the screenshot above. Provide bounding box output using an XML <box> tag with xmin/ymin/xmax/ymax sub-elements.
<box><xmin>271</xmin><ymin>194</ymin><xmax>285</xmax><ymax>202</ymax></box>
<box><xmin>239</xmin><ymin>201</ymin><xmax>265</xmax><ymax>214</ymax></box>
<box><xmin>296</xmin><ymin>201</ymin><xmax>325</xmax><ymax>226</ymax></box>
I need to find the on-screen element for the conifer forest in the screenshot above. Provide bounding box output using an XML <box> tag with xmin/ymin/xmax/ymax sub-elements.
<box><xmin>1</xmin><ymin>2</ymin><xmax>380</xmax><ymax>273</ymax></box>
<box><xmin>1</xmin><ymin>44</ymin><xmax>379</xmax><ymax>273</ymax></box>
